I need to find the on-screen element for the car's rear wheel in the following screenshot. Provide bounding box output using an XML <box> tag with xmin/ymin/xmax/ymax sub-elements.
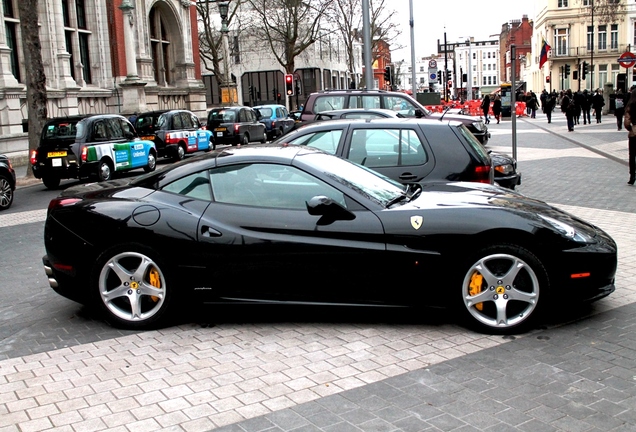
<box><xmin>0</xmin><ymin>174</ymin><xmax>13</xmax><ymax>210</ymax></box>
<box><xmin>42</xmin><ymin>175</ymin><xmax>61</xmax><ymax>190</ymax></box>
<box><xmin>459</xmin><ymin>244</ymin><xmax>547</xmax><ymax>334</ymax></box>
<box><xmin>241</xmin><ymin>134</ymin><xmax>249</xmax><ymax>146</ymax></box>
<box><xmin>173</xmin><ymin>144</ymin><xmax>186</xmax><ymax>162</ymax></box>
<box><xmin>93</xmin><ymin>246</ymin><xmax>172</xmax><ymax>329</ymax></box>
<box><xmin>97</xmin><ymin>160</ymin><xmax>112</xmax><ymax>182</ymax></box>
<box><xmin>143</xmin><ymin>152</ymin><xmax>157</xmax><ymax>173</ymax></box>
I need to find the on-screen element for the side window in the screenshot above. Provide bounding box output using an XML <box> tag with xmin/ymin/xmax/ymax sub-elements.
<box><xmin>93</xmin><ymin>120</ymin><xmax>108</xmax><ymax>141</ymax></box>
<box><xmin>343</xmin><ymin>113</ymin><xmax>384</xmax><ymax>120</ymax></box>
<box><xmin>120</xmin><ymin>119</ymin><xmax>135</xmax><ymax>137</ymax></box>
<box><xmin>382</xmin><ymin>96</ymin><xmax>417</xmax><ymax>115</ymax></box>
<box><xmin>287</xmin><ymin>130</ymin><xmax>343</xmax><ymax>154</ymax></box>
<box><xmin>162</xmin><ymin>171</ymin><xmax>211</xmax><ymax>201</ymax></box>
<box><xmin>348</xmin><ymin>129</ymin><xmax>427</xmax><ymax>168</ymax></box>
<box><xmin>239</xmin><ymin>110</ymin><xmax>247</xmax><ymax>122</ymax></box>
<box><xmin>180</xmin><ymin>112</ymin><xmax>193</xmax><ymax>129</ymax></box>
<box><xmin>314</xmin><ymin>96</ymin><xmax>345</xmax><ymax>113</ymax></box>
<box><xmin>191</xmin><ymin>114</ymin><xmax>200</xmax><ymax>129</ymax></box>
<box><xmin>173</xmin><ymin>113</ymin><xmax>184</xmax><ymax>130</ymax></box>
<box><xmin>356</xmin><ymin>96</ymin><xmax>381</xmax><ymax>109</ymax></box>
<box><xmin>210</xmin><ymin>163</ymin><xmax>346</xmax><ymax>210</ymax></box>
<box><xmin>107</xmin><ymin>118</ymin><xmax>124</xmax><ymax>139</ymax></box>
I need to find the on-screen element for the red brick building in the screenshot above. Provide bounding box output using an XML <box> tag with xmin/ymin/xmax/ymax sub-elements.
<box><xmin>499</xmin><ymin>15</ymin><xmax>533</xmax><ymax>84</ymax></box>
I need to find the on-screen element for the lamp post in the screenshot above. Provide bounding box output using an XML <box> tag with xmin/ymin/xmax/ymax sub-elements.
<box><xmin>217</xmin><ymin>1</ymin><xmax>236</xmax><ymax>104</ymax></box>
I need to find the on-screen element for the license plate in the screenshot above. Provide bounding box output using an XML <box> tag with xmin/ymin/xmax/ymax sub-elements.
<box><xmin>51</xmin><ymin>158</ymin><xmax>62</xmax><ymax>167</ymax></box>
<box><xmin>216</xmin><ymin>132</ymin><xmax>224</xmax><ymax>137</ymax></box>
<box><xmin>214</xmin><ymin>127</ymin><xmax>227</xmax><ymax>132</ymax></box>
<box><xmin>47</xmin><ymin>151</ymin><xmax>67</xmax><ymax>157</ymax></box>
<box><xmin>141</xmin><ymin>136</ymin><xmax>155</xmax><ymax>141</ymax></box>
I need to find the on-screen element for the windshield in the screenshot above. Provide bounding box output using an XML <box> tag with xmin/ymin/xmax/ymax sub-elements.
<box><xmin>296</xmin><ymin>151</ymin><xmax>405</xmax><ymax>207</ymax></box>
<box><xmin>255</xmin><ymin>108</ymin><xmax>272</xmax><ymax>117</ymax></box>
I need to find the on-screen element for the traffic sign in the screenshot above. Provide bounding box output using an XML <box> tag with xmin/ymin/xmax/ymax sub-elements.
<box><xmin>429</xmin><ymin>72</ymin><xmax>437</xmax><ymax>81</ymax></box>
<box><xmin>428</xmin><ymin>60</ymin><xmax>437</xmax><ymax>69</ymax></box>
<box><xmin>618</xmin><ymin>51</ymin><xmax>636</xmax><ymax>68</ymax></box>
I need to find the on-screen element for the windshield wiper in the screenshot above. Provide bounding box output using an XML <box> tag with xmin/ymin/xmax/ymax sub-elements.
<box><xmin>386</xmin><ymin>192</ymin><xmax>409</xmax><ymax>208</ymax></box>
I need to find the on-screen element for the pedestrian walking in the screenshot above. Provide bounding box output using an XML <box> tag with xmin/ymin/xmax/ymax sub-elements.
<box><xmin>561</xmin><ymin>89</ymin><xmax>576</xmax><ymax>132</ymax></box>
<box><xmin>623</xmin><ymin>88</ymin><xmax>636</xmax><ymax>185</ymax></box>
<box><xmin>614</xmin><ymin>88</ymin><xmax>626</xmax><ymax>131</ymax></box>
<box><xmin>544</xmin><ymin>92</ymin><xmax>556</xmax><ymax>123</ymax></box>
<box><xmin>492</xmin><ymin>95</ymin><xmax>502</xmax><ymax>124</ymax></box>
<box><xmin>481</xmin><ymin>94</ymin><xmax>491</xmax><ymax>124</ymax></box>
<box><xmin>574</xmin><ymin>91</ymin><xmax>584</xmax><ymax>124</ymax></box>
<box><xmin>592</xmin><ymin>89</ymin><xmax>605</xmax><ymax>123</ymax></box>
<box><xmin>581</xmin><ymin>89</ymin><xmax>592</xmax><ymax>124</ymax></box>
<box><xmin>527</xmin><ymin>91</ymin><xmax>538</xmax><ymax>118</ymax></box>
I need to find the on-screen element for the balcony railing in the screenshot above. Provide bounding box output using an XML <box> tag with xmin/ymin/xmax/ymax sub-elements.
<box><xmin>551</xmin><ymin>43</ymin><xmax>629</xmax><ymax>59</ymax></box>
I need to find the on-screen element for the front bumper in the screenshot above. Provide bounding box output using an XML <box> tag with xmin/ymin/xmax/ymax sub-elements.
<box><xmin>495</xmin><ymin>171</ymin><xmax>521</xmax><ymax>189</ymax></box>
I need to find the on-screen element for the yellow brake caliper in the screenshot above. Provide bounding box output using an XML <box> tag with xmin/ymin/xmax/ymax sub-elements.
<box><xmin>148</xmin><ymin>267</ymin><xmax>162</xmax><ymax>302</ymax></box>
<box><xmin>468</xmin><ymin>271</ymin><xmax>484</xmax><ymax>311</ymax></box>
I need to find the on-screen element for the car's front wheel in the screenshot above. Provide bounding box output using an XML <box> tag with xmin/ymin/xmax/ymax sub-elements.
<box><xmin>93</xmin><ymin>246</ymin><xmax>172</xmax><ymax>329</ymax></box>
<box><xmin>459</xmin><ymin>244</ymin><xmax>547</xmax><ymax>334</ymax></box>
<box><xmin>0</xmin><ymin>174</ymin><xmax>13</xmax><ymax>210</ymax></box>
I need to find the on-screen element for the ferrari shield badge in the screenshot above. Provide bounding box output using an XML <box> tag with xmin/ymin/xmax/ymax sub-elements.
<box><xmin>410</xmin><ymin>215</ymin><xmax>423</xmax><ymax>230</ymax></box>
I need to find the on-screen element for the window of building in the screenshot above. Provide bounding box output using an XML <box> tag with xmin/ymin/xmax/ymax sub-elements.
<box><xmin>149</xmin><ymin>6</ymin><xmax>173</xmax><ymax>86</ymax></box>
<box><xmin>583</xmin><ymin>0</ymin><xmax>591</xmax><ymax>5</ymax></box>
<box><xmin>598</xmin><ymin>25</ymin><xmax>607</xmax><ymax>50</ymax></box>
<box><xmin>599</xmin><ymin>64</ymin><xmax>607</xmax><ymax>88</ymax></box>
<box><xmin>554</xmin><ymin>28</ymin><xmax>569</xmax><ymax>56</ymax></box>
<box><xmin>587</xmin><ymin>26</ymin><xmax>594</xmax><ymax>52</ymax></box>
<box><xmin>558</xmin><ymin>0</ymin><xmax>568</xmax><ymax>7</ymax></box>
<box><xmin>3</xmin><ymin>0</ymin><xmax>21</xmax><ymax>82</ymax></box>
<box><xmin>610</xmin><ymin>24</ymin><xmax>618</xmax><ymax>50</ymax></box>
<box><xmin>419</xmin><ymin>66</ymin><xmax>424</xmax><ymax>72</ymax></box>
<box><xmin>483</xmin><ymin>76</ymin><xmax>487</xmax><ymax>85</ymax></box>
<box><xmin>62</xmin><ymin>0</ymin><xmax>92</xmax><ymax>84</ymax></box>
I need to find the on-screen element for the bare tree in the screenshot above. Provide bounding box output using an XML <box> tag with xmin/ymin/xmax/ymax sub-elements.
<box><xmin>330</xmin><ymin>0</ymin><xmax>402</xmax><ymax>83</ymax></box>
<box><xmin>197</xmin><ymin>0</ymin><xmax>244</xmax><ymax>80</ymax></box>
<box><xmin>18</xmin><ymin>0</ymin><xmax>47</xmax><ymax>178</ymax></box>
<box><xmin>591</xmin><ymin>0</ymin><xmax>624</xmax><ymax>24</ymax></box>
<box><xmin>244</xmin><ymin>0</ymin><xmax>335</xmax><ymax>74</ymax></box>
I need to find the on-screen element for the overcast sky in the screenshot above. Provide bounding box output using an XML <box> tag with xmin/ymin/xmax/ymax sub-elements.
<box><xmin>390</xmin><ymin>0</ymin><xmax>537</xmax><ymax>61</ymax></box>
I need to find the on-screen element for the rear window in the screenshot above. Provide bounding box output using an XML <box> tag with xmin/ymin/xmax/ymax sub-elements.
<box><xmin>42</xmin><ymin>121</ymin><xmax>79</xmax><ymax>140</ymax></box>
<box><xmin>457</xmin><ymin>124</ymin><xmax>490</xmax><ymax>162</ymax></box>
<box><xmin>256</xmin><ymin>108</ymin><xmax>273</xmax><ymax>117</ymax></box>
<box><xmin>135</xmin><ymin>114</ymin><xmax>161</xmax><ymax>134</ymax></box>
<box><xmin>208</xmin><ymin>110</ymin><xmax>237</xmax><ymax>127</ymax></box>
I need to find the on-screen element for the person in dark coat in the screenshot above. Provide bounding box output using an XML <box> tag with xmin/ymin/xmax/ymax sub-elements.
<box><xmin>573</xmin><ymin>91</ymin><xmax>584</xmax><ymax>124</ymax></box>
<box><xmin>544</xmin><ymin>92</ymin><xmax>556</xmax><ymax>124</ymax></box>
<box><xmin>592</xmin><ymin>89</ymin><xmax>605</xmax><ymax>123</ymax></box>
<box><xmin>561</xmin><ymin>89</ymin><xmax>575</xmax><ymax>132</ymax></box>
<box><xmin>492</xmin><ymin>95</ymin><xmax>502</xmax><ymax>124</ymax></box>
<box><xmin>614</xmin><ymin>88</ymin><xmax>627</xmax><ymax>131</ymax></box>
<box><xmin>623</xmin><ymin>88</ymin><xmax>636</xmax><ymax>184</ymax></box>
<box><xmin>481</xmin><ymin>94</ymin><xmax>491</xmax><ymax>124</ymax></box>
<box><xmin>581</xmin><ymin>89</ymin><xmax>592</xmax><ymax>124</ymax></box>
<box><xmin>526</xmin><ymin>91</ymin><xmax>538</xmax><ymax>118</ymax></box>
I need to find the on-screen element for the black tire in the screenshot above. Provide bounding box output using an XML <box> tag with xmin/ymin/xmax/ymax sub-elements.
<box><xmin>91</xmin><ymin>244</ymin><xmax>173</xmax><ymax>329</ymax></box>
<box><xmin>241</xmin><ymin>134</ymin><xmax>250</xmax><ymax>146</ymax></box>
<box><xmin>0</xmin><ymin>174</ymin><xmax>13</xmax><ymax>210</ymax></box>
<box><xmin>42</xmin><ymin>175</ymin><xmax>61</xmax><ymax>190</ymax></box>
<box><xmin>97</xmin><ymin>160</ymin><xmax>112</xmax><ymax>182</ymax></box>
<box><xmin>173</xmin><ymin>144</ymin><xmax>186</xmax><ymax>162</ymax></box>
<box><xmin>458</xmin><ymin>244</ymin><xmax>548</xmax><ymax>335</ymax></box>
<box><xmin>143</xmin><ymin>151</ymin><xmax>157</xmax><ymax>173</ymax></box>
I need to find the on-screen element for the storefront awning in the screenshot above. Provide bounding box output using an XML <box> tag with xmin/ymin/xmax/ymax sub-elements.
<box><xmin>480</xmin><ymin>85</ymin><xmax>500</xmax><ymax>95</ymax></box>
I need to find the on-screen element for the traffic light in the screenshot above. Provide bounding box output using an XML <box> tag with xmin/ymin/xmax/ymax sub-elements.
<box><xmin>384</xmin><ymin>66</ymin><xmax>391</xmax><ymax>81</ymax></box>
<box><xmin>546</xmin><ymin>76</ymin><xmax>550</xmax><ymax>83</ymax></box>
<box><xmin>582</xmin><ymin>61</ymin><xmax>589</xmax><ymax>79</ymax></box>
<box><xmin>462</xmin><ymin>73</ymin><xmax>467</xmax><ymax>83</ymax></box>
<box><xmin>564</xmin><ymin>63</ymin><xmax>571</xmax><ymax>77</ymax></box>
<box><xmin>285</xmin><ymin>74</ymin><xmax>294</xmax><ymax>96</ymax></box>
<box><xmin>438</xmin><ymin>73</ymin><xmax>442</xmax><ymax>84</ymax></box>
<box><xmin>248</xmin><ymin>86</ymin><xmax>254</xmax><ymax>100</ymax></box>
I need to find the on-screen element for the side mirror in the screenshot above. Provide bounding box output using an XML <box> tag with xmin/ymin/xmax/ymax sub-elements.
<box><xmin>414</xmin><ymin>109</ymin><xmax>423</xmax><ymax>118</ymax></box>
<box><xmin>306</xmin><ymin>195</ymin><xmax>355</xmax><ymax>225</ymax></box>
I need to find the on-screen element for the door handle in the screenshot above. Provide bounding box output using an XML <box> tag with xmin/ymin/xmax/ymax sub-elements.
<box><xmin>399</xmin><ymin>173</ymin><xmax>418</xmax><ymax>181</ymax></box>
<box><xmin>201</xmin><ymin>225</ymin><xmax>222</xmax><ymax>238</ymax></box>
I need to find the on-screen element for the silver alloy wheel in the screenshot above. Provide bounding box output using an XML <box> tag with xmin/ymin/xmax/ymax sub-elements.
<box><xmin>461</xmin><ymin>253</ymin><xmax>539</xmax><ymax>330</ymax></box>
<box><xmin>98</xmin><ymin>161</ymin><xmax>111</xmax><ymax>182</ymax></box>
<box><xmin>0</xmin><ymin>176</ymin><xmax>12</xmax><ymax>209</ymax></box>
<box><xmin>98</xmin><ymin>251</ymin><xmax>167</xmax><ymax>323</ymax></box>
<box><xmin>177</xmin><ymin>145</ymin><xmax>185</xmax><ymax>160</ymax></box>
<box><xmin>145</xmin><ymin>153</ymin><xmax>157</xmax><ymax>172</ymax></box>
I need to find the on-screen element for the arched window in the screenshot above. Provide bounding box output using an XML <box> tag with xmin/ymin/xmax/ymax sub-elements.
<box><xmin>149</xmin><ymin>6</ymin><xmax>172</xmax><ymax>86</ymax></box>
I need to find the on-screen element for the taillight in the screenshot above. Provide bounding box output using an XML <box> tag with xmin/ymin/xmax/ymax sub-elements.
<box><xmin>81</xmin><ymin>146</ymin><xmax>88</xmax><ymax>162</ymax></box>
<box><xmin>272</xmin><ymin>121</ymin><xmax>276</xmax><ymax>128</ymax></box>
<box><xmin>30</xmin><ymin>149</ymin><xmax>38</xmax><ymax>165</ymax></box>
<box><xmin>48</xmin><ymin>197</ymin><xmax>81</xmax><ymax>212</ymax></box>
<box><xmin>234</xmin><ymin>124</ymin><xmax>240</xmax><ymax>133</ymax></box>
<box><xmin>473</xmin><ymin>165</ymin><xmax>492</xmax><ymax>184</ymax></box>
<box><xmin>165</xmin><ymin>132</ymin><xmax>173</xmax><ymax>143</ymax></box>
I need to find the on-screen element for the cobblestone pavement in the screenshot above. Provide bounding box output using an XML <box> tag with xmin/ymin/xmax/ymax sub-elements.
<box><xmin>1</xmin><ymin>111</ymin><xmax>635</xmax><ymax>432</ymax></box>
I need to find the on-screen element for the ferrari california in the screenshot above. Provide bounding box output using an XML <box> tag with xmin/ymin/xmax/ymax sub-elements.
<box><xmin>43</xmin><ymin>145</ymin><xmax>617</xmax><ymax>334</ymax></box>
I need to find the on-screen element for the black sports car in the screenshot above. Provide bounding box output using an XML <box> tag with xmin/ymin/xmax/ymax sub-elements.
<box><xmin>43</xmin><ymin>145</ymin><xmax>617</xmax><ymax>334</ymax></box>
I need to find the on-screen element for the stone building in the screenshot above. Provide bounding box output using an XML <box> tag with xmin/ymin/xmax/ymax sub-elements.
<box><xmin>0</xmin><ymin>0</ymin><xmax>205</xmax><ymax>161</ymax></box>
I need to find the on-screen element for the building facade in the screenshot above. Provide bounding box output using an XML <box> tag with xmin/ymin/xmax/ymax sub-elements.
<box><xmin>0</xmin><ymin>0</ymin><xmax>206</xmax><ymax>159</ymax></box>
<box><xmin>499</xmin><ymin>15</ymin><xmax>533</xmax><ymax>86</ymax></box>
<box><xmin>531</xmin><ymin>0</ymin><xmax>632</xmax><ymax>95</ymax></box>
<box><xmin>453</xmin><ymin>38</ymin><xmax>500</xmax><ymax>100</ymax></box>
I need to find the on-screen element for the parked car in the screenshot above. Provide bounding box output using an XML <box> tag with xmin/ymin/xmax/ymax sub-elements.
<box><xmin>253</xmin><ymin>104</ymin><xmax>296</xmax><ymax>140</ymax></box>
<box><xmin>134</xmin><ymin>109</ymin><xmax>212</xmax><ymax>161</ymax></box>
<box><xmin>273</xmin><ymin>118</ymin><xmax>495</xmax><ymax>185</ymax></box>
<box><xmin>0</xmin><ymin>154</ymin><xmax>16</xmax><ymax>210</ymax></box>
<box><xmin>31</xmin><ymin>114</ymin><xmax>157</xmax><ymax>189</ymax></box>
<box><xmin>300</xmin><ymin>89</ymin><xmax>490</xmax><ymax>144</ymax></box>
<box><xmin>42</xmin><ymin>145</ymin><xmax>616</xmax><ymax>334</ymax></box>
<box><xmin>307</xmin><ymin>108</ymin><xmax>520</xmax><ymax>189</ymax></box>
<box><xmin>207</xmin><ymin>106</ymin><xmax>267</xmax><ymax>146</ymax></box>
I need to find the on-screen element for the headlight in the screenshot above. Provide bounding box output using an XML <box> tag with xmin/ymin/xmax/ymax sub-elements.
<box><xmin>539</xmin><ymin>215</ymin><xmax>596</xmax><ymax>243</ymax></box>
<box><xmin>495</xmin><ymin>164</ymin><xmax>514</xmax><ymax>175</ymax></box>
<box><xmin>471</xmin><ymin>121</ymin><xmax>484</xmax><ymax>132</ymax></box>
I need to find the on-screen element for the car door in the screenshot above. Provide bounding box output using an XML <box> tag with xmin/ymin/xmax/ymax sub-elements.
<box><xmin>196</xmin><ymin>161</ymin><xmax>390</xmax><ymax>304</ymax></box>
<box><xmin>341</xmin><ymin>125</ymin><xmax>434</xmax><ymax>184</ymax></box>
